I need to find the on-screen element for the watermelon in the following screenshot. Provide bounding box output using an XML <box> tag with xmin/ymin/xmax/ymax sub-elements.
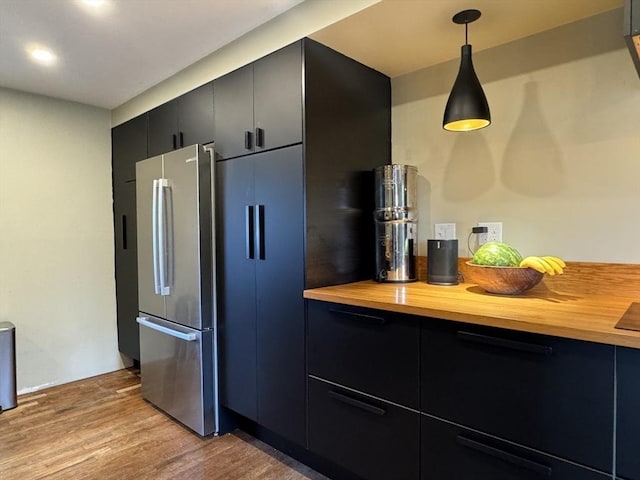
<box><xmin>472</xmin><ymin>241</ymin><xmax>523</xmax><ymax>267</ymax></box>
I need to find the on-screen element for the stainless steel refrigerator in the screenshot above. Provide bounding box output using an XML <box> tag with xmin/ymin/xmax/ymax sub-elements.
<box><xmin>135</xmin><ymin>144</ymin><xmax>218</xmax><ymax>436</ymax></box>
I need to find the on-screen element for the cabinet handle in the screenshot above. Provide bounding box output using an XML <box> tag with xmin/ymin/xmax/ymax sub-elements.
<box><xmin>256</xmin><ymin>205</ymin><xmax>265</xmax><ymax>260</ymax></box>
<box><xmin>457</xmin><ymin>435</ymin><xmax>552</xmax><ymax>477</ymax></box>
<box><xmin>244</xmin><ymin>130</ymin><xmax>253</xmax><ymax>150</ymax></box>
<box><xmin>457</xmin><ymin>331</ymin><xmax>553</xmax><ymax>356</ymax></box>
<box><xmin>328</xmin><ymin>309</ymin><xmax>387</xmax><ymax>326</ymax></box>
<box><xmin>122</xmin><ymin>215</ymin><xmax>128</xmax><ymax>250</ymax></box>
<box><xmin>255</xmin><ymin>127</ymin><xmax>264</xmax><ymax>147</ymax></box>
<box><xmin>179</xmin><ymin>131</ymin><xmax>184</xmax><ymax>148</ymax></box>
<box><xmin>245</xmin><ymin>205</ymin><xmax>255</xmax><ymax>259</ymax></box>
<box><xmin>172</xmin><ymin>134</ymin><xmax>177</xmax><ymax>150</ymax></box>
<box><xmin>328</xmin><ymin>390</ymin><xmax>386</xmax><ymax>416</ymax></box>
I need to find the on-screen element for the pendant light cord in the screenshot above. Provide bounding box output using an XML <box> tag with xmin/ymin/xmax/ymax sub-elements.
<box><xmin>465</xmin><ymin>22</ymin><xmax>469</xmax><ymax>45</ymax></box>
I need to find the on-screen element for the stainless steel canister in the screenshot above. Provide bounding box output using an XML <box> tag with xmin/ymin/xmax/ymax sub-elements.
<box><xmin>374</xmin><ymin>165</ymin><xmax>418</xmax><ymax>282</ymax></box>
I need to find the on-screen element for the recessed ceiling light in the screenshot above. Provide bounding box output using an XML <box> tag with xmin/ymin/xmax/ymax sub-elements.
<box><xmin>29</xmin><ymin>47</ymin><xmax>57</xmax><ymax>66</ymax></box>
<box><xmin>82</xmin><ymin>0</ymin><xmax>105</xmax><ymax>5</ymax></box>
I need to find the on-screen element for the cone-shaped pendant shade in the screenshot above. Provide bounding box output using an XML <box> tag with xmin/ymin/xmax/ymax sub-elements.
<box><xmin>443</xmin><ymin>44</ymin><xmax>491</xmax><ymax>132</ymax></box>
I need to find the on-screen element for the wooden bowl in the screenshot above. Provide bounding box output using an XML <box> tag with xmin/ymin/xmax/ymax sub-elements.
<box><xmin>464</xmin><ymin>261</ymin><xmax>544</xmax><ymax>295</ymax></box>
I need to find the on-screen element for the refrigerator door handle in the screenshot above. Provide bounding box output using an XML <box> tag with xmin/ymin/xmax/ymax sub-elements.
<box><xmin>157</xmin><ymin>178</ymin><xmax>171</xmax><ymax>295</ymax></box>
<box><xmin>152</xmin><ymin>179</ymin><xmax>161</xmax><ymax>294</ymax></box>
<box><xmin>137</xmin><ymin>317</ymin><xmax>197</xmax><ymax>341</ymax></box>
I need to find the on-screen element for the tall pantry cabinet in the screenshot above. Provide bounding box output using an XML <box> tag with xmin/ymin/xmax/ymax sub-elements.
<box><xmin>215</xmin><ymin>38</ymin><xmax>391</xmax><ymax>446</ymax></box>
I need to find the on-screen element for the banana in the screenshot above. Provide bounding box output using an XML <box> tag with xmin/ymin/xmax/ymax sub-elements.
<box><xmin>520</xmin><ymin>256</ymin><xmax>549</xmax><ymax>274</ymax></box>
<box><xmin>542</xmin><ymin>256</ymin><xmax>565</xmax><ymax>275</ymax></box>
<box><xmin>543</xmin><ymin>255</ymin><xmax>566</xmax><ymax>269</ymax></box>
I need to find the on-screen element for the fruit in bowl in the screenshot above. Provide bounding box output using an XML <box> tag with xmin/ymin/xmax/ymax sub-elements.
<box><xmin>465</xmin><ymin>242</ymin><xmax>565</xmax><ymax>294</ymax></box>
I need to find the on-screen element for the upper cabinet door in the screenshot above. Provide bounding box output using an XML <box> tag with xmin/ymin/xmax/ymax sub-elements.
<box><xmin>213</xmin><ymin>41</ymin><xmax>303</xmax><ymax>161</ymax></box>
<box><xmin>178</xmin><ymin>82</ymin><xmax>214</xmax><ymax>148</ymax></box>
<box><xmin>112</xmin><ymin>113</ymin><xmax>148</xmax><ymax>184</ymax></box>
<box><xmin>148</xmin><ymin>82</ymin><xmax>214</xmax><ymax>158</ymax></box>
<box><xmin>148</xmin><ymin>100</ymin><xmax>178</xmax><ymax>158</ymax></box>
<box><xmin>213</xmin><ymin>64</ymin><xmax>254</xmax><ymax>160</ymax></box>
<box><xmin>253</xmin><ymin>41</ymin><xmax>302</xmax><ymax>152</ymax></box>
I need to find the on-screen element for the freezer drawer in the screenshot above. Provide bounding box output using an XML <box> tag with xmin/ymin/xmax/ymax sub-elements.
<box><xmin>137</xmin><ymin>315</ymin><xmax>216</xmax><ymax>436</ymax></box>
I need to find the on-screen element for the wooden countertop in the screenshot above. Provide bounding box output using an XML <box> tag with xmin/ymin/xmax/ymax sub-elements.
<box><xmin>304</xmin><ymin>278</ymin><xmax>640</xmax><ymax>349</ymax></box>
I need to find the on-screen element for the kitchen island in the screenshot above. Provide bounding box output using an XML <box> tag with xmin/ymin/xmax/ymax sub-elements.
<box><xmin>303</xmin><ymin>261</ymin><xmax>640</xmax><ymax>480</ymax></box>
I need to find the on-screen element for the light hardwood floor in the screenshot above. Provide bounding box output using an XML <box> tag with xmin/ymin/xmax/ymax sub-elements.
<box><xmin>0</xmin><ymin>368</ymin><xmax>328</xmax><ymax>480</ymax></box>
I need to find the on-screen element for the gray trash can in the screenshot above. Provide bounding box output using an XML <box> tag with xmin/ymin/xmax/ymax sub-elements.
<box><xmin>0</xmin><ymin>322</ymin><xmax>17</xmax><ymax>412</ymax></box>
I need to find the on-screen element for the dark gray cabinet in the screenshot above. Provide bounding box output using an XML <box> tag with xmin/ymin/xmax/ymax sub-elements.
<box><xmin>213</xmin><ymin>42</ymin><xmax>302</xmax><ymax>160</ymax></box>
<box><xmin>421</xmin><ymin>415</ymin><xmax>611</xmax><ymax>480</ymax></box>
<box><xmin>111</xmin><ymin>113</ymin><xmax>147</xmax><ymax>361</ymax></box>
<box><xmin>217</xmin><ymin>145</ymin><xmax>305</xmax><ymax>444</ymax></box>
<box><xmin>421</xmin><ymin>320</ymin><xmax>614</xmax><ymax>473</ymax></box>
<box><xmin>216</xmin><ymin>38</ymin><xmax>391</xmax><ymax>448</ymax></box>
<box><xmin>617</xmin><ymin>346</ymin><xmax>640</xmax><ymax>480</ymax></box>
<box><xmin>308</xmin><ymin>377</ymin><xmax>419</xmax><ymax>480</ymax></box>
<box><xmin>306</xmin><ymin>299</ymin><xmax>619</xmax><ymax>480</ymax></box>
<box><xmin>148</xmin><ymin>82</ymin><xmax>213</xmax><ymax>157</ymax></box>
<box><xmin>307</xmin><ymin>300</ymin><xmax>420</xmax><ymax>409</ymax></box>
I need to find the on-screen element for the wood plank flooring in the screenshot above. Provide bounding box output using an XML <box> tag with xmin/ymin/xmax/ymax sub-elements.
<box><xmin>0</xmin><ymin>368</ymin><xmax>329</xmax><ymax>480</ymax></box>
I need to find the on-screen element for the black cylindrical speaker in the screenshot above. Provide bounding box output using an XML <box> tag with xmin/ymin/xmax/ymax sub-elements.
<box><xmin>427</xmin><ymin>239</ymin><xmax>459</xmax><ymax>285</ymax></box>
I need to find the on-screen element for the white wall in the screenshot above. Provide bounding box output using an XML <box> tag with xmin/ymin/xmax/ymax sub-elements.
<box><xmin>392</xmin><ymin>9</ymin><xmax>640</xmax><ymax>263</ymax></box>
<box><xmin>0</xmin><ymin>88</ymin><xmax>123</xmax><ymax>393</ymax></box>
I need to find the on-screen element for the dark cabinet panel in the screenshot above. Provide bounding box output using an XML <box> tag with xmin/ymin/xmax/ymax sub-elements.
<box><xmin>421</xmin><ymin>321</ymin><xmax>614</xmax><ymax>473</ymax></box>
<box><xmin>111</xmin><ymin>114</ymin><xmax>146</xmax><ymax>361</ymax></box>
<box><xmin>253</xmin><ymin>40</ymin><xmax>302</xmax><ymax>152</ymax></box>
<box><xmin>421</xmin><ymin>414</ymin><xmax>611</xmax><ymax>480</ymax></box>
<box><xmin>148</xmin><ymin>83</ymin><xmax>213</xmax><ymax>157</ymax></box>
<box><xmin>213</xmin><ymin>42</ymin><xmax>302</xmax><ymax>160</ymax></box>
<box><xmin>213</xmin><ymin>64</ymin><xmax>254</xmax><ymax>159</ymax></box>
<box><xmin>308</xmin><ymin>376</ymin><xmax>419</xmax><ymax>480</ymax></box>
<box><xmin>147</xmin><ymin>100</ymin><xmax>178</xmax><ymax>157</ymax></box>
<box><xmin>617</xmin><ymin>346</ymin><xmax>640</xmax><ymax>480</ymax></box>
<box><xmin>307</xmin><ymin>300</ymin><xmax>419</xmax><ymax>408</ymax></box>
<box><xmin>216</xmin><ymin>157</ymin><xmax>257</xmax><ymax>421</ymax></box>
<box><xmin>178</xmin><ymin>82</ymin><xmax>214</xmax><ymax>148</ymax></box>
<box><xmin>254</xmin><ymin>146</ymin><xmax>305</xmax><ymax>444</ymax></box>
<box><xmin>112</xmin><ymin>113</ymin><xmax>147</xmax><ymax>184</ymax></box>
<box><xmin>113</xmin><ymin>181</ymin><xmax>139</xmax><ymax>360</ymax></box>
<box><xmin>217</xmin><ymin>145</ymin><xmax>305</xmax><ymax>444</ymax></box>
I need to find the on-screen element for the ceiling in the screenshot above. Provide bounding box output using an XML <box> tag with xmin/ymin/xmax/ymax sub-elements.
<box><xmin>310</xmin><ymin>0</ymin><xmax>624</xmax><ymax>78</ymax></box>
<box><xmin>0</xmin><ymin>0</ymin><xmax>624</xmax><ymax>111</ymax></box>
<box><xmin>0</xmin><ymin>0</ymin><xmax>303</xmax><ymax>109</ymax></box>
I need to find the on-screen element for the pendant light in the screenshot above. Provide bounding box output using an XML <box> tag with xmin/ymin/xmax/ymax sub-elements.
<box><xmin>443</xmin><ymin>9</ymin><xmax>491</xmax><ymax>132</ymax></box>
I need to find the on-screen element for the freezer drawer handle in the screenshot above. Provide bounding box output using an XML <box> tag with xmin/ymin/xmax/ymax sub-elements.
<box><xmin>136</xmin><ymin>317</ymin><xmax>197</xmax><ymax>342</ymax></box>
<box><xmin>456</xmin><ymin>331</ymin><xmax>553</xmax><ymax>356</ymax></box>
<box><xmin>456</xmin><ymin>435</ymin><xmax>552</xmax><ymax>476</ymax></box>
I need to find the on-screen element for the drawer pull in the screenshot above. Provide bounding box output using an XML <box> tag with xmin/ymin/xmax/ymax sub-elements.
<box><xmin>457</xmin><ymin>331</ymin><xmax>553</xmax><ymax>356</ymax></box>
<box><xmin>328</xmin><ymin>309</ymin><xmax>387</xmax><ymax>326</ymax></box>
<box><xmin>328</xmin><ymin>390</ymin><xmax>386</xmax><ymax>416</ymax></box>
<box><xmin>457</xmin><ymin>435</ymin><xmax>552</xmax><ymax>477</ymax></box>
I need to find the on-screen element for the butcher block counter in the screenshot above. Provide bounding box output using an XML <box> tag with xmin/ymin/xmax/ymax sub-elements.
<box><xmin>303</xmin><ymin>260</ymin><xmax>640</xmax><ymax>349</ymax></box>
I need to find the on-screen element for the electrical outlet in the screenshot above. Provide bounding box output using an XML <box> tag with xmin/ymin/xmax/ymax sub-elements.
<box><xmin>434</xmin><ymin>223</ymin><xmax>456</xmax><ymax>240</ymax></box>
<box><xmin>478</xmin><ymin>222</ymin><xmax>502</xmax><ymax>244</ymax></box>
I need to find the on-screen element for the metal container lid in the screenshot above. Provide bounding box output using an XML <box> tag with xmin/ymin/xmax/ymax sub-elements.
<box><xmin>374</xmin><ymin>164</ymin><xmax>418</xmax><ymax>210</ymax></box>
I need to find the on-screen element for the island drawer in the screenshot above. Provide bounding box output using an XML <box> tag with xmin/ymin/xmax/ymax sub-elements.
<box><xmin>421</xmin><ymin>319</ymin><xmax>614</xmax><ymax>473</ymax></box>
<box><xmin>308</xmin><ymin>376</ymin><xmax>419</xmax><ymax>480</ymax></box>
<box><xmin>617</xmin><ymin>346</ymin><xmax>640</xmax><ymax>480</ymax></box>
<box><xmin>307</xmin><ymin>300</ymin><xmax>420</xmax><ymax>408</ymax></box>
<box><xmin>421</xmin><ymin>414</ymin><xmax>611</xmax><ymax>480</ymax></box>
